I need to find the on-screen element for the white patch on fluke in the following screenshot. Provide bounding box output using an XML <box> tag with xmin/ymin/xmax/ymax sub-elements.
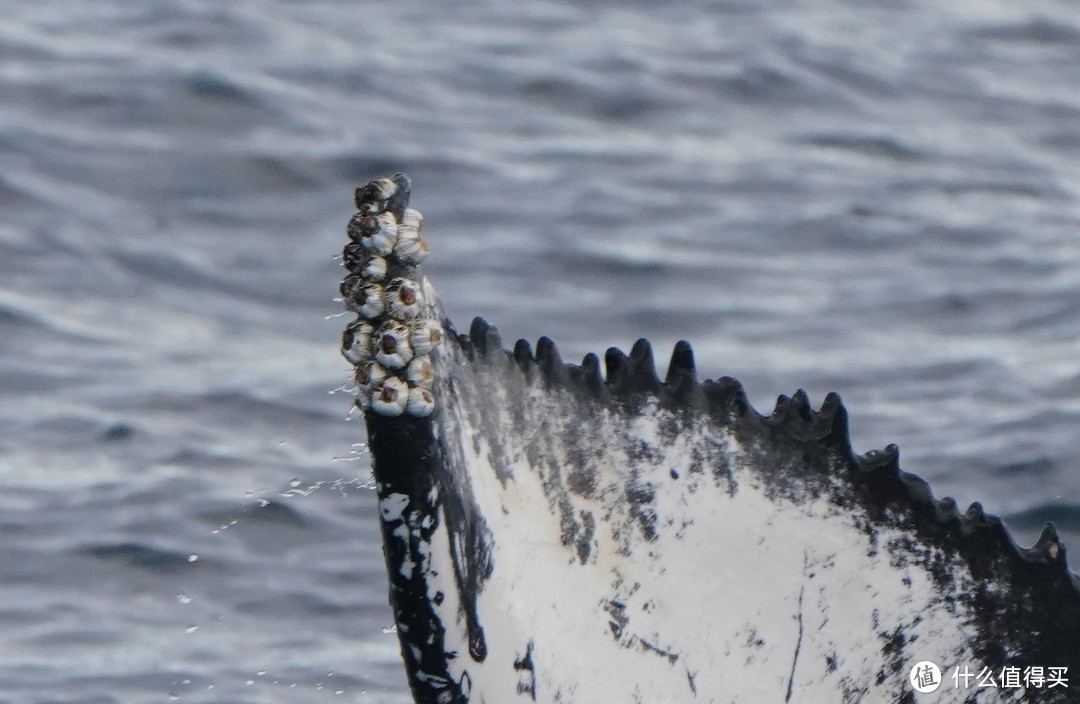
<box><xmin>420</xmin><ymin>344</ymin><xmax>985</xmax><ymax>704</ymax></box>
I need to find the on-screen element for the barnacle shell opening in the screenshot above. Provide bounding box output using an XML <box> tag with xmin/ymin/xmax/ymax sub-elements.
<box><xmin>344</xmin><ymin>244</ymin><xmax>388</xmax><ymax>281</ymax></box>
<box><xmin>350</xmin><ymin>282</ymin><xmax>385</xmax><ymax>319</ymax></box>
<box><xmin>362</xmin><ymin>212</ymin><xmax>398</xmax><ymax>256</ymax></box>
<box><xmin>371</xmin><ymin>376</ymin><xmax>409</xmax><ymax>417</ymax></box>
<box><xmin>354</xmin><ymin>177</ymin><xmax>398</xmax><ymax>210</ymax></box>
<box><xmin>374</xmin><ymin>321</ymin><xmax>415</xmax><ymax>369</ymax></box>
<box><xmin>405</xmin><ymin>386</ymin><xmax>435</xmax><ymax>417</ymax></box>
<box><xmin>342</xmin><ymin>320</ymin><xmax>375</xmax><ymax>364</ymax></box>
<box><xmin>386</xmin><ymin>278</ymin><xmax>423</xmax><ymax>320</ymax></box>
<box><xmin>346</xmin><ymin>213</ymin><xmax>372</xmax><ymax>243</ymax></box>
<box><xmin>354</xmin><ymin>360</ymin><xmax>389</xmax><ymax>392</ymax></box>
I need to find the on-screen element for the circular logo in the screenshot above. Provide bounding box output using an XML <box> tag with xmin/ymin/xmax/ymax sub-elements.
<box><xmin>909</xmin><ymin>661</ymin><xmax>942</xmax><ymax>694</ymax></box>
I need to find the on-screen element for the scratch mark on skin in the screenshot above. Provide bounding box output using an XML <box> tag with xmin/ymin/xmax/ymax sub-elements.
<box><xmin>786</xmin><ymin>553</ymin><xmax>807</xmax><ymax>703</ymax></box>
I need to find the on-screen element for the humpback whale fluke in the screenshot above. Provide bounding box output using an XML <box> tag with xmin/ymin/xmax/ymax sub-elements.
<box><xmin>339</xmin><ymin>176</ymin><xmax>1080</xmax><ymax>703</ymax></box>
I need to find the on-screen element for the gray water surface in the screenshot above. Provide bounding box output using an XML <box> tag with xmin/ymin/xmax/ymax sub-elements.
<box><xmin>2</xmin><ymin>1</ymin><xmax>1079</xmax><ymax>701</ymax></box>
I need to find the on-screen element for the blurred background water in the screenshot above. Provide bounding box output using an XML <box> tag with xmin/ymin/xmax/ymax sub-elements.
<box><xmin>1</xmin><ymin>0</ymin><xmax>1079</xmax><ymax>701</ymax></box>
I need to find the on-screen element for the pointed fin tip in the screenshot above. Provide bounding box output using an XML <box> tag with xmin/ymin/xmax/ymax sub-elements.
<box><xmin>664</xmin><ymin>340</ymin><xmax>697</xmax><ymax>385</ymax></box>
<box><xmin>513</xmin><ymin>338</ymin><xmax>535</xmax><ymax>371</ymax></box>
<box><xmin>935</xmin><ymin>496</ymin><xmax>961</xmax><ymax>522</ymax></box>
<box><xmin>860</xmin><ymin>443</ymin><xmax>900</xmax><ymax>473</ymax></box>
<box><xmin>790</xmin><ymin>389</ymin><xmax>813</xmax><ymax>421</ymax></box>
<box><xmin>628</xmin><ymin>339</ymin><xmax>661</xmax><ymax>391</ymax></box>
<box><xmin>536</xmin><ymin>336</ymin><xmax>570</xmax><ymax>386</ymax></box>
<box><xmin>469</xmin><ymin>317</ymin><xmax>503</xmax><ymax>360</ymax></box>
<box><xmin>581</xmin><ymin>352</ymin><xmax>605</xmax><ymax>388</ymax></box>
<box><xmin>569</xmin><ymin>352</ymin><xmax>609</xmax><ymax>399</ymax></box>
<box><xmin>819</xmin><ymin>392</ymin><xmax>851</xmax><ymax>448</ymax></box>
<box><xmin>604</xmin><ymin>347</ymin><xmax>630</xmax><ymax>392</ymax></box>
<box><xmin>1034</xmin><ymin>523</ymin><xmax>1065</xmax><ymax>563</ymax></box>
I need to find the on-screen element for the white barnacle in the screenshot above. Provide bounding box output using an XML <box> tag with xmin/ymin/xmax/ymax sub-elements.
<box><xmin>346</xmin><ymin>281</ymin><xmax>385</xmax><ymax>319</ymax></box>
<box><xmin>372</xmin><ymin>376</ymin><xmax>409</xmax><ymax>416</ymax></box>
<box><xmin>354</xmin><ymin>359</ymin><xmax>389</xmax><ymax>392</ymax></box>
<box><xmin>353</xmin><ymin>360</ymin><xmax>389</xmax><ymax>411</ymax></box>
<box><xmin>385</xmin><ymin>277</ymin><xmax>424</xmax><ymax>320</ymax></box>
<box><xmin>355</xmin><ymin>177</ymin><xmax>399</xmax><ymax>212</ymax></box>
<box><xmin>346</xmin><ymin>213</ymin><xmax>370</xmax><ymax>243</ymax></box>
<box><xmin>342</xmin><ymin>320</ymin><xmax>375</xmax><ymax>364</ymax></box>
<box><xmin>406</xmin><ymin>386</ymin><xmax>435</xmax><ymax>417</ymax></box>
<box><xmin>394</xmin><ymin>209</ymin><xmax>429</xmax><ymax>265</ymax></box>
<box><xmin>362</xmin><ymin>255</ymin><xmax>388</xmax><ymax>281</ymax></box>
<box><xmin>363</xmin><ymin>212</ymin><xmax>398</xmax><ymax>256</ymax></box>
<box><xmin>410</xmin><ymin>318</ymin><xmax>443</xmax><ymax>356</ymax></box>
<box><xmin>406</xmin><ymin>355</ymin><xmax>435</xmax><ymax>389</ymax></box>
<box><xmin>374</xmin><ymin>320</ymin><xmax>415</xmax><ymax>369</ymax></box>
<box><xmin>402</xmin><ymin>207</ymin><xmax>423</xmax><ymax>233</ymax></box>
<box><xmin>344</xmin><ymin>242</ymin><xmax>388</xmax><ymax>281</ymax></box>
<box><xmin>394</xmin><ymin>232</ymin><xmax>429</xmax><ymax>266</ymax></box>
<box><xmin>371</xmin><ymin>177</ymin><xmax>398</xmax><ymax>201</ymax></box>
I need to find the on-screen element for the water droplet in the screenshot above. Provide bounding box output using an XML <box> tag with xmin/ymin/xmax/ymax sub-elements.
<box><xmin>177</xmin><ymin>593</ymin><xmax>192</xmax><ymax>605</ymax></box>
<box><xmin>381</xmin><ymin>624</ymin><xmax>397</xmax><ymax>634</ymax></box>
<box><xmin>290</xmin><ymin>479</ymin><xmax>302</xmax><ymax>488</ymax></box>
<box><xmin>187</xmin><ymin>554</ymin><xmax>199</xmax><ymax>563</ymax></box>
<box><xmin>257</xmin><ymin>670</ymin><xmax>267</xmax><ymax>676</ymax></box>
<box><xmin>257</xmin><ymin>498</ymin><xmax>270</xmax><ymax>507</ymax></box>
<box><xmin>185</xmin><ymin>625</ymin><xmax>199</xmax><ymax>633</ymax></box>
<box><xmin>168</xmin><ymin>694</ymin><xmax>179</xmax><ymax>701</ymax></box>
<box><xmin>246</xmin><ymin>680</ymin><xmax>254</xmax><ymax>686</ymax></box>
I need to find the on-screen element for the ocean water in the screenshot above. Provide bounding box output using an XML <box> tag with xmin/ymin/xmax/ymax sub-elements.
<box><xmin>1</xmin><ymin>0</ymin><xmax>1079</xmax><ymax>701</ymax></box>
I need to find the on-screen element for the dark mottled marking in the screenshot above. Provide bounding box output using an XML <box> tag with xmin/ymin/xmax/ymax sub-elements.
<box><xmin>514</xmin><ymin>640</ymin><xmax>537</xmax><ymax>700</ymax></box>
<box><xmin>638</xmin><ymin>638</ymin><xmax>679</xmax><ymax>664</ymax></box>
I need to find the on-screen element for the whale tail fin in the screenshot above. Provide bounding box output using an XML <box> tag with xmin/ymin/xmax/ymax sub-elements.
<box><xmin>339</xmin><ymin>176</ymin><xmax>1080</xmax><ymax>704</ymax></box>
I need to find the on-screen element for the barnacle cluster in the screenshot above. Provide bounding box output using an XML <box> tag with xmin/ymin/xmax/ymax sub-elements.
<box><xmin>340</xmin><ymin>175</ymin><xmax>441</xmax><ymax>418</ymax></box>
